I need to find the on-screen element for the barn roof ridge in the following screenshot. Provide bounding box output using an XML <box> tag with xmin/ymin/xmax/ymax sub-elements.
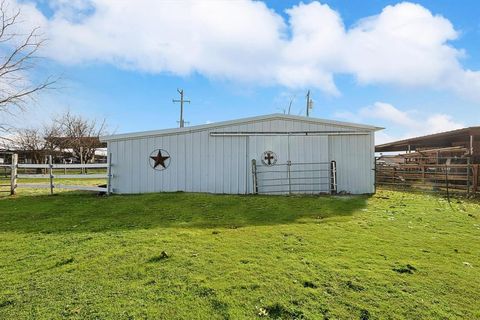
<box><xmin>101</xmin><ymin>113</ymin><xmax>382</xmax><ymax>142</ymax></box>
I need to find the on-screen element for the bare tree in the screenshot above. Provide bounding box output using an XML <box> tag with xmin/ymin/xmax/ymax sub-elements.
<box><xmin>12</xmin><ymin>123</ymin><xmax>60</xmax><ymax>164</ymax></box>
<box><xmin>0</xmin><ymin>0</ymin><xmax>55</xmax><ymax>131</ymax></box>
<box><xmin>53</xmin><ymin>111</ymin><xmax>107</xmax><ymax>163</ymax></box>
<box><xmin>13</xmin><ymin>128</ymin><xmax>45</xmax><ymax>163</ymax></box>
<box><xmin>9</xmin><ymin>111</ymin><xmax>107</xmax><ymax>165</ymax></box>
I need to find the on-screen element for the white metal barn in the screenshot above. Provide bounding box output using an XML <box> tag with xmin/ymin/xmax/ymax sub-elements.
<box><xmin>100</xmin><ymin>114</ymin><xmax>381</xmax><ymax>195</ymax></box>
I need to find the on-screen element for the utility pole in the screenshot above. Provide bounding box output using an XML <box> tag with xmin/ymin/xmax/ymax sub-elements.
<box><xmin>173</xmin><ymin>89</ymin><xmax>190</xmax><ymax>128</ymax></box>
<box><xmin>306</xmin><ymin>90</ymin><xmax>313</xmax><ymax>117</ymax></box>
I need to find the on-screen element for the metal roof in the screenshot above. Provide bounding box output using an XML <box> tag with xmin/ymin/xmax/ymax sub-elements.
<box><xmin>101</xmin><ymin>113</ymin><xmax>382</xmax><ymax>142</ymax></box>
<box><xmin>376</xmin><ymin>126</ymin><xmax>480</xmax><ymax>152</ymax></box>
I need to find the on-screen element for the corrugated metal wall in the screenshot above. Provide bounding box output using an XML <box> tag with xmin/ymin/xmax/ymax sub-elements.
<box><xmin>108</xmin><ymin>118</ymin><xmax>374</xmax><ymax>194</ymax></box>
<box><xmin>328</xmin><ymin>133</ymin><xmax>375</xmax><ymax>194</ymax></box>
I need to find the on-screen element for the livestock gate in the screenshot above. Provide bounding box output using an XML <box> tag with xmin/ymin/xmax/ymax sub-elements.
<box><xmin>252</xmin><ymin>159</ymin><xmax>337</xmax><ymax>195</ymax></box>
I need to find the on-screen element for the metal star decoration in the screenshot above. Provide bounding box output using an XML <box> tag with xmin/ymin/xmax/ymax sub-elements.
<box><xmin>150</xmin><ymin>149</ymin><xmax>170</xmax><ymax>169</ymax></box>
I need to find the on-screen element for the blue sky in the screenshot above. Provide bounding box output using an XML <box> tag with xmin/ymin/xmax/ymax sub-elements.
<box><xmin>11</xmin><ymin>0</ymin><xmax>480</xmax><ymax>143</ymax></box>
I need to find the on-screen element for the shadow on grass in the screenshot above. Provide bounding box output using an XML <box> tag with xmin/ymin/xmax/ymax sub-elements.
<box><xmin>0</xmin><ymin>191</ymin><xmax>368</xmax><ymax>233</ymax></box>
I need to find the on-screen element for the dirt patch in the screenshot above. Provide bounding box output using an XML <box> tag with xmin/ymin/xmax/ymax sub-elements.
<box><xmin>392</xmin><ymin>264</ymin><xmax>416</xmax><ymax>274</ymax></box>
<box><xmin>0</xmin><ymin>300</ymin><xmax>14</xmax><ymax>308</ymax></box>
<box><xmin>345</xmin><ymin>280</ymin><xmax>365</xmax><ymax>292</ymax></box>
<box><xmin>54</xmin><ymin>257</ymin><xmax>74</xmax><ymax>267</ymax></box>
<box><xmin>303</xmin><ymin>281</ymin><xmax>318</xmax><ymax>289</ymax></box>
<box><xmin>147</xmin><ymin>251</ymin><xmax>169</xmax><ymax>263</ymax></box>
<box><xmin>359</xmin><ymin>309</ymin><xmax>370</xmax><ymax>320</ymax></box>
<box><xmin>258</xmin><ymin>303</ymin><xmax>305</xmax><ymax>319</ymax></box>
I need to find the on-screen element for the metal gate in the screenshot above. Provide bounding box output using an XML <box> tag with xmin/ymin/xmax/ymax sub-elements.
<box><xmin>252</xmin><ymin>160</ymin><xmax>337</xmax><ymax>195</ymax></box>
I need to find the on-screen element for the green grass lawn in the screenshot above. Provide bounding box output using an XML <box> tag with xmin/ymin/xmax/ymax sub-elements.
<box><xmin>0</xmin><ymin>188</ymin><xmax>479</xmax><ymax>319</ymax></box>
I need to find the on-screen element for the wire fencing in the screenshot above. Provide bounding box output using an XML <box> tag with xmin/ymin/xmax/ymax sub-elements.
<box><xmin>376</xmin><ymin>157</ymin><xmax>478</xmax><ymax>195</ymax></box>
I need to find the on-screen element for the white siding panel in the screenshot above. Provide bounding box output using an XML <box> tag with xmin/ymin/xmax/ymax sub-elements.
<box><xmin>110</xmin><ymin>141</ymin><xmax>118</xmax><ymax>192</ymax></box>
<box><xmin>200</xmin><ymin>131</ymin><xmax>209</xmax><ymax>192</ymax></box>
<box><xmin>146</xmin><ymin>137</ymin><xmax>155</xmax><ymax>192</ymax></box>
<box><xmin>328</xmin><ymin>134</ymin><xmax>374</xmax><ymax>194</ymax></box>
<box><xmin>131</xmin><ymin>139</ymin><xmax>140</xmax><ymax>193</ymax></box>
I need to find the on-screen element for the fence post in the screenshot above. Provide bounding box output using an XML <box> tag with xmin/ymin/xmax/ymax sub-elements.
<box><xmin>10</xmin><ymin>154</ymin><xmax>18</xmax><ymax>196</ymax></box>
<box><xmin>473</xmin><ymin>164</ymin><xmax>479</xmax><ymax>193</ymax></box>
<box><xmin>422</xmin><ymin>164</ymin><xmax>425</xmax><ymax>186</ymax></box>
<box><xmin>48</xmin><ymin>155</ymin><xmax>54</xmax><ymax>195</ymax></box>
<box><xmin>467</xmin><ymin>157</ymin><xmax>471</xmax><ymax>195</ymax></box>
<box><xmin>330</xmin><ymin>160</ymin><xmax>337</xmax><ymax>194</ymax></box>
<box><xmin>287</xmin><ymin>160</ymin><xmax>292</xmax><ymax>195</ymax></box>
<box><xmin>107</xmin><ymin>153</ymin><xmax>112</xmax><ymax>196</ymax></box>
<box><xmin>251</xmin><ymin>159</ymin><xmax>258</xmax><ymax>194</ymax></box>
<box><xmin>445</xmin><ymin>163</ymin><xmax>450</xmax><ymax>203</ymax></box>
<box><xmin>80</xmin><ymin>146</ymin><xmax>84</xmax><ymax>174</ymax></box>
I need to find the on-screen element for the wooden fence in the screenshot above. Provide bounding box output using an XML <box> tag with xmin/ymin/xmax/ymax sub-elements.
<box><xmin>3</xmin><ymin>154</ymin><xmax>112</xmax><ymax>196</ymax></box>
<box><xmin>376</xmin><ymin>161</ymin><xmax>479</xmax><ymax>194</ymax></box>
<box><xmin>0</xmin><ymin>163</ymin><xmax>12</xmax><ymax>195</ymax></box>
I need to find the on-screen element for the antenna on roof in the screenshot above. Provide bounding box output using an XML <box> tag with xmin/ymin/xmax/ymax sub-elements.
<box><xmin>278</xmin><ymin>95</ymin><xmax>296</xmax><ymax>115</ymax></box>
<box><xmin>173</xmin><ymin>89</ymin><xmax>190</xmax><ymax>128</ymax></box>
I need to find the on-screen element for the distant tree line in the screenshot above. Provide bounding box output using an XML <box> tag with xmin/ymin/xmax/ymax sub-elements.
<box><xmin>8</xmin><ymin>111</ymin><xmax>108</xmax><ymax>164</ymax></box>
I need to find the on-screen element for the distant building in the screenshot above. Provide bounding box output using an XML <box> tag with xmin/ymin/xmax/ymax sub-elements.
<box><xmin>2</xmin><ymin>137</ymin><xmax>107</xmax><ymax>164</ymax></box>
<box><xmin>375</xmin><ymin>127</ymin><xmax>480</xmax><ymax>193</ymax></box>
<box><xmin>376</xmin><ymin>127</ymin><xmax>480</xmax><ymax>164</ymax></box>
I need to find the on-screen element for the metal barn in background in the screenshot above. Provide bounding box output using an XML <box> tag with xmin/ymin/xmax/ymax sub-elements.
<box><xmin>100</xmin><ymin>114</ymin><xmax>381</xmax><ymax>195</ymax></box>
<box><xmin>375</xmin><ymin>126</ymin><xmax>480</xmax><ymax>194</ymax></box>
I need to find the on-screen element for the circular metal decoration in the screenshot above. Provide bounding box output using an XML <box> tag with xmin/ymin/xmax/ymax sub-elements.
<box><xmin>261</xmin><ymin>150</ymin><xmax>278</xmax><ymax>166</ymax></box>
<box><xmin>149</xmin><ymin>149</ymin><xmax>171</xmax><ymax>170</ymax></box>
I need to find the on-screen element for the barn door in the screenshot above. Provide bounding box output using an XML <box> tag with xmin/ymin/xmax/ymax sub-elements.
<box><xmin>287</xmin><ymin>136</ymin><xmax>330</xmax><ymax>194</ymax></box>
<box><xmin>248</xmin><ymin>135</ymin><xmax>332</xmax><ymax>194</ymax></box>
<box><xmin>248</xmin><ymin>135</ymin><xmax>289</xmax><ymax>194</ymax></box>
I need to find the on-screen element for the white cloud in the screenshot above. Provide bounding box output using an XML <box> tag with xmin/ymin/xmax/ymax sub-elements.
<box><xmin>8</xmin><ymin>0</ymin><xmax>480</xmax><ymax>100</ymax></box>
<box><xmin>335</xmin><ymin>101</ymin><xmax>464</xmax><ymax>144</ymax></box>
<box><xmin>344</xmin><ymin>3</ymin><xmax>460</xmax><ymax>87</ymax></box>
<box><xmin>359</xmin><ymin>102</ymin><xmax>413</xmax><ymax>127</ymax></box>
<box><xmin>277</xmin><ymin>2</ymin><xmax>344</xmax><ymax>94</ymax></box>
<box><xmin>368</xmin><ymin>102</ymin><xmax>463</xmax><ymax>135</ymax></box>
<box><xmin>42</xmin><ymin>0</ymin><xmax>286</xmax><ymax>84</ymax></box>
<box><xmin>374</xmin><ymin>131</ymin><xmax>397</xmax><ymax>145</ymax></box>
<box><xmin>424</xmin><ymin>113</ymin><xmax>464</xmax><ymax>134</ymax></box>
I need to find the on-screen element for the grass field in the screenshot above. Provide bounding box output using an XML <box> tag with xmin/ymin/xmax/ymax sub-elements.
<box><xmin>1</xmin><ymin>187</ymin><xmax>479</xmax><ymax>319</ymax></box>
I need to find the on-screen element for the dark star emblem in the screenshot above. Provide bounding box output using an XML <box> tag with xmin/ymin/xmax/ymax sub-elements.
<box><xmin>149</xmin><ymin>149</ymin><xmax>170</xmax><ymax>170</ymax></box>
